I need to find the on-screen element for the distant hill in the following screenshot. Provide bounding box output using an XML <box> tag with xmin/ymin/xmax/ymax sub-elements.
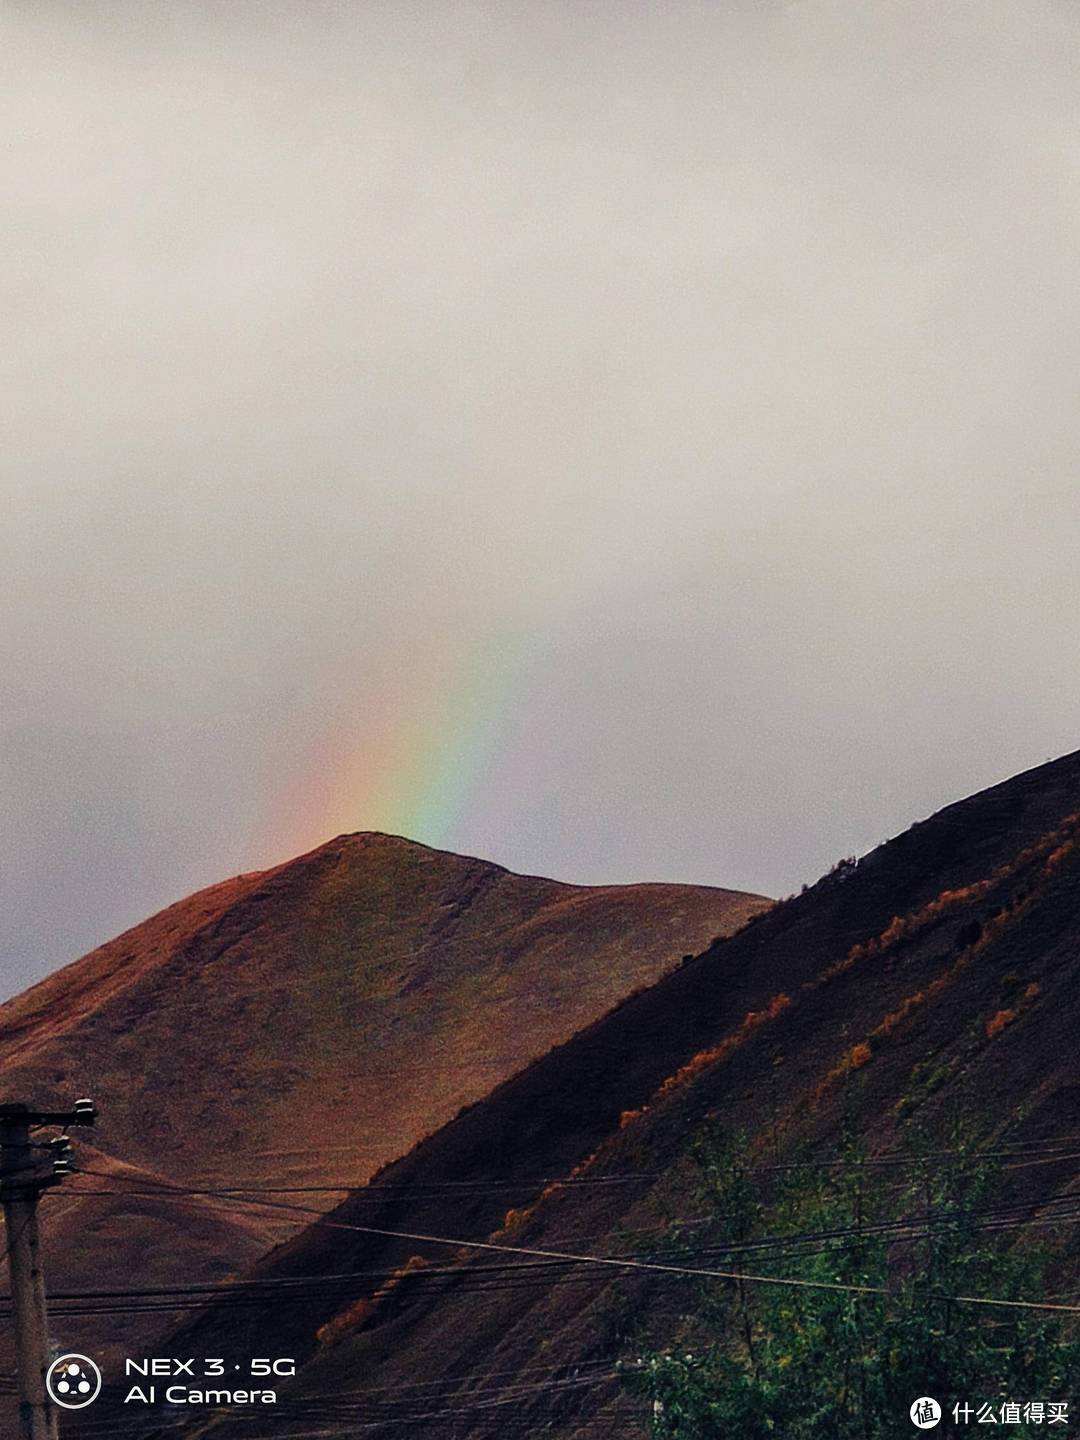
<box><xmin>0</xmin><ymin>832</ymin><xmax>766</xmax><ymax>1384</ymax></box>
<box><xmin>122</xmin><ymin>750</ymin><xmax>1080</xmax><ymax>1438</ymax></box>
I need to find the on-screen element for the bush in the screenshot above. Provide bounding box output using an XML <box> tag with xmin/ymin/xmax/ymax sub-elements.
<box><xmin>985</xmin><ymin>1008</ymin><xmax>1018</xmax><ymax>1039</ymax></box>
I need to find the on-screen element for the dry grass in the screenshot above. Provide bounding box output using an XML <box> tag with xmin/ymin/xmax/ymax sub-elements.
<box><xmin>820</xmin><ymin>811</ymin><xmax>1080</xmax><ymax>984</ymax></box>
<box><xmin>317</xmin><ymin>1254</ymin><xmax>430</xmax><ymax>1345</ymax></box>
<box><xmin>653</xmin><ymin>993</ymin><xmax>794</xmax><ymax>1103</ymax></box>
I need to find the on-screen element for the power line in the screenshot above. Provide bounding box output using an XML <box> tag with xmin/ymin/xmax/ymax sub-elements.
<box><xmin>66</xmin><ymin>1154</ymin><xmax>1080</xmax><ymax>1241</ymax></box>
<box><xmin>36</xmin><ymin>1166</ymin><xmax>1080</xmax><ymax>1320</ymax></box>
<box><xmin>12</xmin><ymin>1183</ymin><xmax>1080</xmax><ymax>1318</ymax></box>
<box><xmin>66</xmin><ymin>1136</ymin><xmax>1080</xmax><ymax>1198</ymax></box>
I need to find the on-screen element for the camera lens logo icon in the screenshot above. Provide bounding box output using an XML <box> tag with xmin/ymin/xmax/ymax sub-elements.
<box><xmin>46</xmin><ymin>1355</ymin><xmax>102</xmax><ymax>1409</ymax></box>
<box><xmin>910</xmin><ymin>1396</ymin><xmax>942</xmax><ymax>1429</ymax></box>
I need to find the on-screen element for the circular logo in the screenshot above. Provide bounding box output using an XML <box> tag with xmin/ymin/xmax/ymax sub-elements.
<box><xmin>910</xmin><ymin>1397</ymin><xmax>942</xmax><ymax>1429</ymax></box>
<box><xmin>46</xmin><ymin>1355</ymin><xmax>102</xmax><ymax>1409</ymax></box>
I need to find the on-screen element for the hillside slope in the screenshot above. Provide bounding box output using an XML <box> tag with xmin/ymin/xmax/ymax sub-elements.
<box><xmin>120</xmin><ymin>749</ymin><xmax>1080</xmax><ymax>1438</ymax></box>
<box><xmin>0</xmin><ymin>832</ymin><xmax>765</xmax><ymax>1382</ymax></box>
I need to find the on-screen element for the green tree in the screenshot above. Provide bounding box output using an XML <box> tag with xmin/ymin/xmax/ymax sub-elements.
<box><xmin>622</xmin><ymin>1125</ymin><xmax>1079</xmax><ymax>1437</ymax></box>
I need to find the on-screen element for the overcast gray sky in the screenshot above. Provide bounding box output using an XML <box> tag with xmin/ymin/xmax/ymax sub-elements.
<box><xmin>3</xmin><ymin>0</ymin><xmax>1080</xmax><ymax>999</ymax></box>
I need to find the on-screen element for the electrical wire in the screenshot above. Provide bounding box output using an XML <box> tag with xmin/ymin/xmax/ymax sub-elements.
<box><xmin>13</xmin><ymin>1164</ymin><xmax>1080</xmax><ymax>1319</ymax></box>
<box><xmin>8</xmin><ymin>1136</ymin><xmax>1080</xmax><ymax>1435</ymax></box>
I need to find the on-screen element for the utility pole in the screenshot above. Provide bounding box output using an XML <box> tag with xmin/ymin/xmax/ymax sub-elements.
<box><xmin>1</xmin><ymin>1099</ymin><xmax>96</xmax><ymax>1440</ymax></box>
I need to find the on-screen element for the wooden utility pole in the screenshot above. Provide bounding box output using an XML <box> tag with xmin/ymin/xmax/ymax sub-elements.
<box><xmin>1</xmin><ymin>1099</ymin><xmax>95</xmax><ymax>1440</ymax></box>
<box><xmin>1</xmin><ymin>1104</ymin><xmax>57</xmax><ymax>1440</ymax></box>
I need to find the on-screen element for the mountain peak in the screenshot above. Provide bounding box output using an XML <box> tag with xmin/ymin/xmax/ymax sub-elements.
<box><xmin>0</xmin><ymin>838</ymin><xmax>766</xmax><ymax>1376</ymax></box>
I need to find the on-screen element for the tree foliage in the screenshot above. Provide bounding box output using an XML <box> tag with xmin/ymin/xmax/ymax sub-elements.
<box><xmin>622</xmin><ymin>1124</ymin><xmax>1079</xmax><ymax>1438</ymax></box>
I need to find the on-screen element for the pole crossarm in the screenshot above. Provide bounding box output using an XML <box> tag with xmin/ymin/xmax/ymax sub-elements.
<box><xmin>0</xmin><ymin>1101</ymin><xmax>97</xmax><ymax>1130</ymax></box>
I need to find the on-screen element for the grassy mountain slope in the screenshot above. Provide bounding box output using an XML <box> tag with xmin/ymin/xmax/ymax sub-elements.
<box><xmin>126</xmin><ymin>749</ymin><xmax>1080</xmax><ymax>1438</ymax></box>
<box><xmin>0</xmin><ymin>832</ymin><xmax>765</xmax><ymax>1387</ymax></box>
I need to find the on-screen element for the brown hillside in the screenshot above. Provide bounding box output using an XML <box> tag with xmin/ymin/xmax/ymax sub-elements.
<box><xmin>117</xmin><ymin>749</ymin><xmax>1080</xmax><ymax>1438</ymax></box>
<box><xmin>0</xmin><ymin>833</ymin><xmax>765</xmax><ymax>1382</ymax></box>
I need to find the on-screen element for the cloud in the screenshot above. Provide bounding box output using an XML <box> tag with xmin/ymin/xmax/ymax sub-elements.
<box><xmin>2</xmin><ymin>1</ymin><xmax>1079</xmax><ymax>994</ymax></box>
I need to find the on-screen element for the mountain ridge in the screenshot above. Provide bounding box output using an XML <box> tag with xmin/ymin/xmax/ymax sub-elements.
<box><xmin>116</xmin><ymin>748</ymin><xmax>1080</xmax><ymax>1438</ymax></box>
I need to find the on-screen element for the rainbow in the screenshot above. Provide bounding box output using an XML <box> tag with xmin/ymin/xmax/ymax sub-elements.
<box><xmin>264</xmin><ymin>626</ymin><xmax>535</xmax><ymax>860</ymax></box>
